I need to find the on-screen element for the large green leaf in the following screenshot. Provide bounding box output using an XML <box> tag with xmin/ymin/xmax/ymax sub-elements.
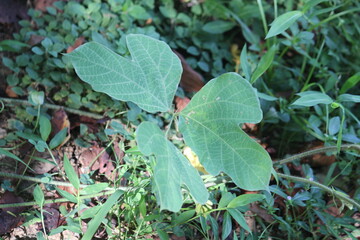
<box><xmin>136</xmin><ymin>122</ymin><xmax>209</xmax><ymax>212</ymax></box>
<box><xmin>179</xmin><ymin>73</ymin><xmax>271</xmax><ymax>191</ymax></box>
<box><xmin>68</xmin><ymin>34</ymin><xmax>182</xmax><ymax>113</ymax></box>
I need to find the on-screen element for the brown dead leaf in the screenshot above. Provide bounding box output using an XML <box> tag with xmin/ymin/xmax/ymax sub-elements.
<box><xmin>324</xmin><ymin>200</ymin><xmax>344</xmax><ymax>218</ymax></box>
<box><xmin>51</xmin><ymin>109</ymin><xmax>70</xmax><ymax>148</ymax></box>
<box><xmin>145</xmin><ymin>18</ymin><xmax>153</xmax><ymax>25</ymax></box>
<box><xmin>113</xmin><ymin>141</ymin><xmax>124</xmax><ymax>163</ymax></box>
<box><xmin>34</xmin><ymin>0</ymin><xmax>59</xmax><ymax>12</ymax></box>
<box><xmin>249</xmin><ymin>203</ymin><xmax>274</xmax><ymax>223</ymax></box>
<box><xmin>78</xmin><ymin>145</ymin><xmax>115</xmax><ymax>180</ymax></box>
<box><xmin>0</xmin><ymin>191</ymin><xmax>25</xmax><ymax>235</ymax></box>
<box><xmin>5</xmin><ymin>85</ymin><xmax>18</xmax><ymax>98</ymax></box>
<box><xmin>66</xmin><ymin>37</ymin><xmax>85</xmax><ymax>53</ymax></box>
<box><xmin>241</xmin><ymin>123</ymin><xmax>257</xmax><ymax>132</ymax></box>
<box><xmin>43</xmin><ymin>204</ymin><xmax>61</xmax><ymax>232</ymax></box>
<box><xmin>175</xmin><ymin>96</ymin><xmax>190</xmax><ymax>112</ymax></box>
<box><xmin>302</xmin><ymin>142</ymin><xmax>336</xmax><ymax>167</ymax></box>
<box><xmin>28</xmin><ymin>35</ymin><xmax>45</xmax><ymax>46</ymax></box>
<box><xmin>173</xmin><ymin>50</ymin><xmax>204</xmax><ymax>92</ymax></box>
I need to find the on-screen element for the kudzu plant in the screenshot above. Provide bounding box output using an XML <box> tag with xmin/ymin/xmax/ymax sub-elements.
<box><xmin>68</xmin><ymin>34</ymin><xmax>272</xmax><ymax>212</ymax></box>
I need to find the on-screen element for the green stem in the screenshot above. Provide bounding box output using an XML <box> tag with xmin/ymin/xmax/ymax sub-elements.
<box><xmin>309</xmin><ymin>7</ymin><xmax>360</xmax><ymax>31</ymax></box>
<box><xmin>0</xmin><ymin>171</ymin><xmax>128</xmax><ymax>191</ymax></box>
<box><xmin>0</xmin><ymin>97</ymin><xmax>104</xmax><ymax>119</ymax></box>
<box><xmin>273</xmin><ymin>144</ymin><xmax>359</xmax><ymax>165</ymax></box>
<box><xmin>300</xmin><ymin>39</ymin><xmax>325</xmax><ymax>92</ymax></box>
<box><xmin>257</xmin><ymin>0</ymin><xmax>268</xmax><ymax>36</ymax></box>
<box><xmin>0</xmin><ymin>190</ymin><xmax>117</xmax><ymax>209</ymax></box>
<box><xmin>277</xmin><ymin>173</ymin><xmax>360</xmax><ymax>210</ymax></box>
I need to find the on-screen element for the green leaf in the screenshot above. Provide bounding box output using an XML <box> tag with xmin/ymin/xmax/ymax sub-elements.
<box><xmin>33</xmin><ymin>185</ymin><xmax>45</xmax><ymax>207</ymax></box>
<box><xmin>29</xmin><ymin>91</ymin><xmax>44</xmax><ymax>105</ymax></box>
<box><xmin>303</xmin><ymin>0</ymin><xmax>328</xmax><ymax>13</ymax></box>
<box><xmin>240</xmin><ymin>44</ymin><xmax>251</xmax><ymax>80</ymax></box>
<box><xmin>82</xmin><ymin>190</ymin><xmax>123</xmax><ymax>240</ymax></box>
<box><xmin>81</xmin><ymin>183</ymin><xmax>108</xmax><ymax>195</ymax></box>
<box><xmin>329</xmin><ymin>117</ymin><xmax>340</xmax><ymax>135</ymax></box>
<box><xmin>228</xmin><ymin>209</ymin><xmax>251</xmax><ymax>233</ymax></box>
<box><xmin>55</xmin><ymin>187</ymin><xmax>77</xmax><ymax>203</ymax></box>
<box><xmin>173</xmin><ymin>210</ymin><xmax>196</xmax><ymax>225</ymax></box>
<box><xmin>227</xmin><ymin>194</ymin><xmax>264</xmax><ymax>208</ymax></box>
<box><xmin>202</xmin><ymin>20</ymin><xmax>236</xmax><ymax>34</ymax></box>
<box><xmin>250</xmin><ymin>45</ymin><xmax>276</xmax><ymax>84</ymax></box>
<box><xmin>0</xmin><ymin>39</ymin><xmax>29</xmax><ymax>52</ymax></box>
<box><xmin>128</xmin><ymin>5</ymin><xmax>151</xmax><ymax>20</ymax></box>
<box><xmin>292</xmin><ymin>91</ymin><xmax>333</xmax><ymax>106</ymax></box>
<box><xmin>179</xmin><ymin>73</ymin><xmax>272</xmax><ymax>191</ymax></box>
<box><xmin>222</xmin><ymin>211</ymin><xmax>232</xmax><ymax>240</ymax></box>
<box><xmin>339</xmin><ymin>73</ymin><xmax>360</xmax><ymax>94</ymax></box>
<box><xmin>80</xmin><ymin>206</ymin><xmax>101</xmax><ymax>219</ymax></box>
<box><xmin>63</xmin><ymin>155</ymin><xmax>80</xmax><ymax>190</ymax></box>
<box><xmin>39</xmin><ymin>116</ymin><xmax>51</xmax><ymax>141</ymax></box>
<box><xmin>49</xmin><ymin>128</ymin><xmax>68</xmax><ymax>149</ymax></box>
<box><xmin>136</xmin><ymin>122</ymin><xmax>209</xmax><ymax>212</ymax></box>
<box><xmin>68</xmin><ymin>34</ymin><xmax>182</xmax><ymax>113</ymax></box>
<box><xmin>266</xmin><ymin>11</ymin><xmax>303</xmax><ymax>39</ymax></box>
<box><xmin>338</xmin><ymin>94</ymin><xmax>360</xmax><ymax>103</ymax></box>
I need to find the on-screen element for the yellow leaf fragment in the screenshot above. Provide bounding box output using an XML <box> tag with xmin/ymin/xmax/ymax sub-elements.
<box><xmin>183</xmin><ymin>146</ymin><xmax>208</xmax><ymax>174</ymax></box>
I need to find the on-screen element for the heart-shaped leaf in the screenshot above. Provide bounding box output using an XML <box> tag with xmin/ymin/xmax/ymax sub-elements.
<box><xmin>136</xmin><ymin>122</ymin><xmax>209</xmax><ymax>212</ymax></box>
<box><xmin>68</xmin><ymin>34</ymin><xmax>182</xmax><ymax>113</ymax></box>
<box><xmin>179</xmin><ymin>73</ymin><xmax>272</xmax><ymax>191</ymax></box>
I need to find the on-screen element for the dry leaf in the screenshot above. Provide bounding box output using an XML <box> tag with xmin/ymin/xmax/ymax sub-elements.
<box><xmin>0</xmin><ymin>191</ymin><xmax>25</xmax><ymax>234</ymax></box>
<box><xmin>175</xmin><ymin>96</ymin><xmax>190</xmax><ymax>112</ymax></box>
<box><xmin>43</xmin><ymin>204</ymin><xmax>61</xmax><ymax>232</ymax></box>
<box><xmin>5</xmin><ymin>85</ymin><xmax>18</xmax><ymax>98</ymax></box>
<box><xmin>51</xmin><ymin>109</ymin><xmax>70</xmax><ymax>148</ymax></box>
<box><xmin>66</xmin><ymin>37</ymin><xmax>85</xmax><ymax>53</ymax></box>
<box><xmin>34</xmin><ymin>0</ymin><xmax>59</xmax><ymax>12</ymax></box>
<box><xmin>28</xmin><ymin>35</ymin><xmax>45</xmax><ymax>46</ymax></box>
<box><xmin>302</xmin><ymin>142</ymin><xmax>336</xmax><ymax>167</ymax></box>
<box><xmin>249</xmin><ymin>203</ymin><xmax>274</xmax><ymax>223</ymax></box>
<box><xmin>173</xmin><ymin>50</ymin><xmax>204</xmax><ymax>92</ymax></box>
<box><xmin>78</xmin><ymin>145</ymin><xmax>115</xmax><ymax>180</ymax></box>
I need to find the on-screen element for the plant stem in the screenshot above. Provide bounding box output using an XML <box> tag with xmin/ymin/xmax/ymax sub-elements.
<box><xmin>0</xmin><ymin>189</ymin><xmax>117</xmax><ymax>209</ymax></box>
<box><xmin>273</xmin><ymin>144</ymin><xmax>359</xmax><ymax>165</ymax></box>
<box><xmin>277</xmin><ymin>173</ymin><xmax>360</xmax><ymax>210</ymax></box>
<box><xmin>0</xmin><ymin>97</ymin><xmax>105</xmax><ymax>119</ymax></box>
<box><xmin>309</xmin><ymin>7</ymin><xmax>360</xmax><ymax>31</ymax></box>
<box><xmin>300</xmin><ymin>39</ymin><xmax>325</xmax><ymax>92</ymax></box>
<box><xmin>257</xmin><ymin>0</ymin><xmax>268</xmax><ymax>36</ymax></box>
<box><xmin>0</xmin><ymin>171</ymin><xmax>128</xmax><ymax>191</ymax></box>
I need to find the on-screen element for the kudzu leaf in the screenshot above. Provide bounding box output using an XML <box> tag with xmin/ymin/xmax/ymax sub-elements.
<box><xmin>179</xmin><ymin>73</ymin><xmax>272</xmax><ymax>191</ymax></box>
<box><xmin>292</xmin><ymin>91</ymin><xmax>333</xmax><ymax>106</ymax></box>
<box><xmin>68</xmin><ymin>34</ymin><xmax>182</xmax><ymax>113</ymax></box>
<box><xmin>136</xmin><ymin>122</ymin><xmax>209</xmax><ymax>212</ymax></box>
<box><xmin>266</xmin><ymin>11</ymin><xmax>303</xmax><ymax>39</ymax></box>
